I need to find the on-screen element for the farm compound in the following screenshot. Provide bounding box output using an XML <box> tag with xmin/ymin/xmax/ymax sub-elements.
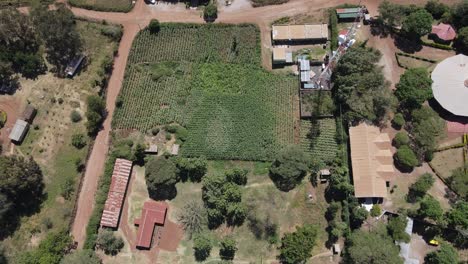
<box><xmin>100</xmin><ymin>158</ymin><xmax>133</xmax><ymax>228</ymax></box>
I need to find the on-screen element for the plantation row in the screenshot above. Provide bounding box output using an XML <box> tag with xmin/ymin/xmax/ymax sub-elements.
<box><xmin>300</xmin><ymin>118</ymin><xmax>338</xmax><ymax>164</ymax></box>
<box><xmin>128</xmin><ymin>23</ymin><xmax>261</xmax><ymax>66</ymax></box>
<box><xmin>113</xmin><ymin>62</ymin><xmax>297</xmax><ymax>160</ymax></box>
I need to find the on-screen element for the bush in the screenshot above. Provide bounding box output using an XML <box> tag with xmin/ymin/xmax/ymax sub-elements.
<box><xmin>329</xmin><ymin>9</ymin><xmax>338</xmax><ymax>50</ymax></box>
<box><xmin>370</xmin><ymin>204</ymin><xmax>381</xmax><ymax>217</ymax></box>
<box><xmin>392</xmin><ymin>113</ymin><xmax>405</xmax><ymax>129</ymax></box>
<box><xmin>251</xmin><ymin>0</ymin><xmax>289</xmax><ymax>7</ymax></box>
<box><xmin>151</xmin><ymin>127</ymin><xmax>160</xmax><ymax>136</ymax></box>
<box><xmin>203</xmin><ymin>2</ymin><xmax>218</xmax><ymax>21</ymax></box>
<box><xmin>70</xmin><ymin>110</ymin><xmax>82</xmax><ymax>123</ymax></box>
<box><xmin>101</xmin><ymin>25</ymin><xmax>123</xmax><ymax>41</ymax></box>
<box><xmin>393</xmin><ymin>131</ymin><xmax>410</xmax><ymax>148</ymax></box>
<box><xmin>193</xmin><ymin>233</ymin><xmax>212</xmax><ymax>261</ymax></box>
<box><xmin>219</xmin><ymin>236</ymin><xmax>237</xmax><ymax>260</ymax></box>
<box><xmin>394</xmin><ymin>145</ymin><xmax>419</xmax><ymax>171</ymax></box>
<box><xmin>145</xmin><ymin>156</ymin><xmax>178</xmax><ymax>200</ymax></box>
<box><xmin>387</xmin><ymin>215</ymin><xmax>410</xmax><ymax>242</ymax></box>
<box><xmin>148</xmin><ymin>19</ymin><xmax>160</xmax><ymax>34</ymax></box>
<box><xmin>421</xmin><ymin>40</ymin><xmax>453</xmax><ymax>50</ymax></box>
<box><xmin>0</xmin><ymin>110</ymin><xmax>7</xmax><ymax>128</ymax></box>
<box><xmin>71</xmin><ymin>133</ymin><xmax>87</xmax><ymax>149</ymax></box>
<box><xmin>86</xmin><ymin>95</ymin><xmax>106</xmax><ymax>136</ymax></box>
<box><xmin>269</xmin><ymin>145</ymin><xmax>310</xmax><ymax>191</ymax></box>
<box><xmin>96</xmin><ymin>229</ymin><xmax>124</xmax><ymax>256</ymax></box>
<box><xmin>408</xmin><ymin>173</ymin><xmax>434</xmax><ymax>202</ymax></box>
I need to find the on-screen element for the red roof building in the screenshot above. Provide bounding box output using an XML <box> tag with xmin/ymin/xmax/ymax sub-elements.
<box><xmin>100</xmin><ymin>158</ymin><xmax>133</xmax><ymax>228</ymax></box>
<box><xmin>431</xmin><ymin>23</ymin><xmax>457</xmax><ymax>41</ymax></box>
<box><xmin>134</xmin><ymin>201</ymin><xmax>168</xmax><ymax>249</ymax></box>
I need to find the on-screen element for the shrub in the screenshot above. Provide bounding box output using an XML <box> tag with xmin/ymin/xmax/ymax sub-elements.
<box><xmin>394</xmin><ymin>145</ymin><xmax>419</xmax><ymax>171</ymax></box>
<box><xmin>387</xmin><ymin>215</ymin><xmax>410</xmax><ymax>242</ymax></box>
<box><xmin>148</xmin><ymin>19</ymin><xmax>160</xmax><ymax>34</ymax></box>
<box><xmin>269</xmin><ymin>145</ymin><xmax>310</xmax><ymax>191</ymax></box>
<box><xmin>219</xmin><ymin>236</ymin><xmax>237</xmax><ymax>260</ymax></box>
<box><xmin>193</xmin><ymin>233</ymin><xmax>212</xmax><ymax>261</ymax></box>
<box><xmin>71</xmin><ymin>133</ymin><xmax>87</xmax><ymax>149</ymax></box>
<box><xmin>165</xmin><ymin>133</ymin><xmax>172</xmax><ymax>141</ymax></box>
<box><xmin>407</xmin><ymin>173</ymin><xmax>434</xmax><ymax>202</ymax></box>
<box><xmin>392</xmin><ymin>113</ymin><xmax>405</xmax><ymax>129</ymax></box>
<box><xmin>101</xmin><ymin>25</ymin><xmax>123</xmax><ymax>41</ymax></box>
<box><xmin>96</xmin><ymin>229</ymin><xmax>124</xmax><ymax>255</ymax></box>
<box><xmin>151</xmin><ymin>127</ymin><xmax>160</xmax><ymax>136</ymax></box>
<box><xmin>393</xmin><ymin>131</ymin><xmax>410</xmax><ymax>148</ymax></box>
<box><xmin>70</xmin><ymin>110</ymin><xmax>82</xmax><ymax>123</ymax></box>
<box><xmin>0</xmin><ymin>110</ymin><xmax>7</xmax><ymax>128</ymax></box>
<box><xmin>203</xmin><ymin>2</ymin><xmax>218</xmax><ymax>21</ymax></box>
<box><xmin>370</xmin><ymin>204</ymin><xmax>381</xmax><ymax>217</ymax></box>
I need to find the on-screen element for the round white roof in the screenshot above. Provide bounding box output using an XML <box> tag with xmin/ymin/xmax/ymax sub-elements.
<box><xmin>432</xmin><ymin>54</ymin><xmax>468</xmax><ymax>117</ymax></box>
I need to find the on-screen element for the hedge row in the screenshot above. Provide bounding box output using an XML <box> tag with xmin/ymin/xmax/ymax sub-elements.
<box><xmin>329</xmin><ymin>10</ymin><xmax>338</xmax><ymax>51</ymax></box>
<box><xmin>68</xmin><ymin>0</ymin><xmax>133</xmax><ymax>13</ymax></box>
<box><xmin>421</xmin><ymin>41</ymin><xmax>453</xmax><ymax>50</ymax></box>
<box><xmin>395</xmin><ymin>52</ymin><xmax>437</xmax><ymax>63</ymax></box>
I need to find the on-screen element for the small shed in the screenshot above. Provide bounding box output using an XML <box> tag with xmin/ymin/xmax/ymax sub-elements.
<box><xmin>145</xmin><ymin>144</ymin><xmax>158</xmax><ymax>154</ymax></box>
<box><xmin>333</xmin><ymin>244</ymin><xmax>341</xmax><ymax>254</ymax></box>
<box><xmin>9</xmin><ymin>119</ymin><xmax>29</xmax><ymax>143</ymax></box>
<box><xmin>320</xmin><ymin>169</ymin><xmax>331</xmax><ymax>182</ymax></box>
<box><xmin>336</xmin><ymin>8</ymin><xmax>361</xmax><ymax>20</ymax></box>
<box><xmin>21</xmin><ymin>105</ymin><xmax>37</xmax><ymax>123</ymax></box>
<box><xmin>272</xmin><ymin>47</ymin><xmax>293</xmax><ymax>64</ymax></box>
<box><xmin>171</xmin><ymin>144</ymin><xmax>180</xmax><ymax>155</ymax></box>
<box><xmin>65</xmin><ymin>55</ymin><xmax>85</xmax><ymax>78</ymax></box>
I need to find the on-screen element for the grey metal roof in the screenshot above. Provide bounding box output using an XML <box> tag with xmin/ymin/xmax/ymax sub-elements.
<box><xmin>299</xmin><ymin>59</ymin><xmax>310</xmax><ymax>71</ymax></box>
<box><xmin>432</xmin><ymin>54</ymin><xmax>468</xmax><ymax>116</ymax></box>
<box><xmin>301</xmin><ymin>71</ymin><xmax>311</xmax><ymax>82</ymax></box>
<box><xmin>9</xmin><ymin>119</ymin><xmax>29</xmax><ymax>142</ymax></box>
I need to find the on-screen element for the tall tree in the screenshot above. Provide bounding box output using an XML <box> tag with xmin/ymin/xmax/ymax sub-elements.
<box><xmin>417</xmin><ymin>195</ymin><xmax>443</xmax><ymax>222</ymax></box>
<box><xmin>175</xmin><ymin>157</ymin><xmax>208</xmax><ymax>182</ymax></box>
<box><xmin>446</xmin><ymin>201</ymin><xmax>468</xmax><ymax>230</ymax></box>
<box><xmin>269</xmin><ymin>145</ymin><xmax>310</xmax><ymax>191</ymax></box>
<box><xmin>451</xmin><ymin>0</ymin><xmax>468</xmax><ymax>29</ymax></box>
<box><xmin>219</xmin><ymin>236</ymin><xmax>237</xmax><ymax>261</ymax></box>
<box><xmin>177</xmin><ymin>200</ymin><xmax>207</xmax><ymax>239</ymax></box>
<box><xmin>345</xmin><ymin>229</ymin><xmax>403</xmax><ymax>264</ymax></box>
<box><xmin>425</xmin><ymin>0</ymin><xmax>449</xmax><ymax>19</ymax></box>
<box><xmin>31</xmin><ymin>4</ymin><xmax>81</xmax><ymax>75</ymax></box>
<box><xmin>455</xmin><ymin>27</ymin><xmax>468</xmax><ymax>54</ymax></box>
<box><xmin>410</xmin><ymin>106</ymin><xmax>446</xmax><ymax>160</ymax></box>
<box><xmin>278</xmin><ymin>224</ymin><xmax>317</xmax><ymax>264</ymax></box>
<box><xmin>407</xmin><ymin>173</ymin><xmax>434</xmax><ymax>202</ymax></box>
<box><xmin>395</xmin><ymin>68</ymin><xmax>432</xmax><ymax>110</ymax></box>
<box><xmin>332</xmin><ymin>47</ymin><xmax>396</xmax><ymax>125</ymax></box>
<box><xmin>401</xmin><ymin>9</ymin><xmax>433</xmax><ymax>38</ymax></box>
<box><xmin>193</xmin><ymin>233</ymin><xmax>212</xmax><ymax>261</ymax></box>
<box><xmin>424</xmin><ymin>243</ymin><xmax>459</xmax><ymax>264</ymax></box>
<box><xmin>387</xmin><ymin>215</ymin><xmax>410</xmax><ymax>242</ymax></box>
<box><xmin>145</xmin><ymin>156</ymin><xmax>178</xmax><ymax>200</ymax></box>
<box><xmin>448</xmin><ymin>166</ymin><xmax>468</xmax><ymax>199</ymax></box>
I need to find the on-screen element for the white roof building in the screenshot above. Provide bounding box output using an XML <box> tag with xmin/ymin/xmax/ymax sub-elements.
<box><xmin>432</xmin><ymin>54</ymin><xmax>468</xmax><ymax>117</ymax></box>
<box><xmin>9</xmin><ymin>119</ymin><xmax>29</xmax><ymax>143</ymax></box>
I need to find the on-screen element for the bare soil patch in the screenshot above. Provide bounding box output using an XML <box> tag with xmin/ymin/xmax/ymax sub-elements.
<box><xmin>431</xmin><ymin>148</ymin><xmax>465</xmax><ymax>179</ymax></box>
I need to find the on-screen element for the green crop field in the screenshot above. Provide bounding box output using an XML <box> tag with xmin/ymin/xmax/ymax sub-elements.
<box><xmin>113</xmin><ymin>24</ymin><xmax>297</xmax><ymax>161</ymax></box>
<box><xmin>300</xmin><ymin>118</ymin><xmax>338</xmax><ymax>164</ymax></box>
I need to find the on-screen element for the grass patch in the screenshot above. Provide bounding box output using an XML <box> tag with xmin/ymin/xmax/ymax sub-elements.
<box><xmin>68</xmin><ymin>0</ymin><xmax>132</xmax><ymax>12</ymax></box>
<box><xmin>430</xmin><ymin>148</ymin><xmax>465</xmax><ymax>179</ymax></box>
<box><xmin>114</xmin><ymin>24</ymin><xmax>297</xmax><ymax>161</ymax></box>
<box><xmin>396</xmin><ymin>54</ymin><xmax>436</xmax><ymax>71</ymax></box>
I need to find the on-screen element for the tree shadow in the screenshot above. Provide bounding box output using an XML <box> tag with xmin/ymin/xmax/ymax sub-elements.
<box><xmin>148</xmin><ymin>185</ymin><xmax>177</xmax><ymax>201</ymax></box>
<box><xmin>394</xmin><ymin>35</ymin><xmax>423</xmax><ymax>54</ymax></box>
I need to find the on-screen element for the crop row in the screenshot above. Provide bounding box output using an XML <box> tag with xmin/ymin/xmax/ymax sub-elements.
<box><xmin>300</xmin><ymin>118</ymin><xmax>338</xmax><ymax>164</ymax></box>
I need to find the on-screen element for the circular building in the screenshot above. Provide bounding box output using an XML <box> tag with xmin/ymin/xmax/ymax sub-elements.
<box><xmin>432</xmin><ymin>54</ymin><xmax>468</xmax><ymax>117</ymax></box>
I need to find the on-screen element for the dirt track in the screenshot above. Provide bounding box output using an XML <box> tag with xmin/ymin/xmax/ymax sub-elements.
<box><xmin>70</xmin><ymin>0</ymin><xmax>460</xmax><ymax>249</ymax></box>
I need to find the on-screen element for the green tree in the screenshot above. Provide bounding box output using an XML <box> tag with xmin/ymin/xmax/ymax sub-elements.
<box><xmin>18</xmin><ymin>229</ymin><xmax>72</xmax><ymax>264</ymax></box>
<box><xmin>278</xmin><ymin>224</ymin><xmax>317</xmax><ymax>264</ymax></box>
<box><xmin>393</xmin><ymin>131</ymin><xmax>410</xmax><ymax>148</ymax></box>
<box><xmin>177</xmin><ymin>200</ymin><xmax>207</xmax><ymax>239</ymax></box>
<box><xmin>86</xmin><ymin>95</ymin><xmax>106</xmax><ymax>136</ymax></box>
<box><xmin>226</xmin><ymin>203</ymin><xmax>247</xmax><ymax>226</ymax></box>
<box><xmin>451</xmin><ymin>0</ymin><xmax>468</xmax><ymax>28</ymax></box>
<box><xmin>378</xmin><ymin>1</ymin><xmax>410</xmax><ymax>27</ymax></box>
<box><xmin>401</xmin><ymin>9</ymin><xmax>433</xmax><ymax>38</ymax></box>
<box><xmin>31</xmin><ymin>4</ymin><xmax>82</xmax><ymax>75</ymax></box>
<box><xmin>448</xmin><ymin>166</ymin><xmax>468</xmax><ymax>199</ymax></box>
<box><xmin>455</xmin><ymin>27</ymin><xmax>468</xmax><ymax>54</ymax></box>
<box><xmin>387</xmin><ymin>215</ymin><xmax>410</xmax><ymax>242</ymax></box>
<box><xmin>392</xmin><ymin>113</ymin><xmax>405</xmax><ymax>129</ymax></box>
<box><xmin>96</xmin><ymin>230</ymin><xmax>124</xmax><ymax>256</ymax></box>
<box><xmin>410</xmin><ymin>106</ymin><xmax>446</xmax><ymax>160</ymax></box>
<box><xmin>60</xmin><ymin>250</ymin><xmax>101</xmax><ymax>264</ymax></box>
<box><xmin>70</xmin><ymin>110</ymin><xmax>82</xmax><ymax>123</ymax></box>
<box><xmin>425</xmin><ymin>0</ymin><xmax>449</xmax><ymax>19</ymax></box>
<box><xmin>175</xmin><ymin>157</ymin><xmax>208</xmax><ymax>182</ymax></box>
<box><xmin>225</xmin><ymin>168</ymin><xmax>248</xmax><ymax>186</ymax></box>
<box><xmin>418</xmin><ymin>195</ymin><xmax>443</xmax><ymax>222</ymax></box>
<box><xmin>345</xmin><ymin>229</ymin><xmax>403</xmax><ymax>264</ymax></box>
<box><xmin>370</xmin><ymin>204</ymin><xmax>381</xmax><ymax>217</ymax></box>
<box><xmin>446</xmin><ymin>201</ymin><xmax>468</xmax><ymax>230</ymax></box>
<box><xmin>395</xmin><ymin>68</ymin><xmax>432</xmax><ymax>110</ymax></box>
<box><xmin>332</xmin><ymin>47</ymin><xmax>396</xmax><ymax>125</ymax></box>
<box><xmin>408</xmin><ymin>173</ymin><xmax>434</xmax><ymax>202</ymax></box>
<box><xmin>219</xmin><ymin>236</ymin><xmax>237</xmax><ymax>261</ymax></box>
<box><xmin>148</xmin><ymin>19</ymin><xmax>160</xmax><ymax>34</ymax></box>
<box><xmin>203</xmin><ymin>2</ymin><xmax>218</xmax><ymax>21</ymax></box>
<box><xmin>394</xmin><ymin>145</ymin><xmax>419</xmax><ymax>171</ymax></box>
<box><xmin>145</xmin><ymin>156</ymin><xmax>178</xmax><ymax>200</ymax></box>
<box><xmin>71</xmin><ymin>133</ymin><xmax>86</xmax><ymax>149</ymax></box>
<box><xmin>424</xmin><ymin>243</ymin><xmax>459</xmax><ymax>264</ymax></box>
<box><xmin>193</xmin><ymin>233</ymin><xmax>212</xmax><ymax>261</ymax></box>
<box><xmin>0</xmin><ymin>60</ymin><xmax>16</xmax><ymax>92</ymax></box>
<box><xmin>351</xmin><ymin>206</ymin><xmax>368</xmax><ymax>228</ymax></box>
<box><xmin>269</xmin><ymin>145</ymin><xmax>310</xmax><ymax>191</ymax></box>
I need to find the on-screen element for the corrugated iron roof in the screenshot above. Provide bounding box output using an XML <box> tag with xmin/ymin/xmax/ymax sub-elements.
<box><xmin>349</xmin><ymin>123</ymin><xmax>394</xmax><ymax>198</ymax></box>
<box><xmin>100</xmin><ymin>158</ymin><xmax>133</xmax><ymax>228</ymax></box>
<box><xmin>431</xmin><ymin>23</ymin><xmax>456</xmax><ymax>41</ymax></box>
<box><xmin>272</xmin><ymin>24</ymin><xmax>329</xmax><ymax>41</ymax></box>
<box><xmin>9</xmin><ymin>119</ymin><xmax>29</xmax><ymax>142</ymax></box>
<box><xmin>134</xmin><ymin>201</ymin><xmax>168</xmax><ymax>249</ymax></box>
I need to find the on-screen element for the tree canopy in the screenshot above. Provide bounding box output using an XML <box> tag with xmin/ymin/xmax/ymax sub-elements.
<box><xmin>193</xmin><ymin>233</ymin><xmax>212</xmax><ymax>261</ymax></box>
<box><xmin>455</xmin><ymin>27</ymin><xmax>468</xmax><ymax>54</ymax></box>
<box><xmin>219</xmin><ymin>236</ymin><xmax>237</xmax><ymax>261</ymax></box>
<box><xmin>424</xmin><ymin>243</ymin><xmax>459</xmax><ymax>264</ymax></box>
<box><xmin>269</xmin><ymin>145</ymin><xmax>310</xmax><ymax>191</ymax></box>
<box><xmin>18</xmin><ymin>229</ymin><xmax>72</xmax><ymax>264</ymax></box>
<box><xmin>148</xmin><ymin>19</ymin><xmax>160</xmax><ymax>34</ymax></box>
<box><xmin>451</xmin><ymin>0</ymin><xmax>468</xmax><ymax>29</ymax></box>
<box><xmin>401</xmin><ymin>9</ymin><xmax>433</xmax><ymax>38</ymax></box>
<box><xmin>177</xmin><ymin>200</ymin><xmax>207</xmax><ymax>239</ymax></box>
<box><xmin>409</xmin><ymin>106</ymin><xmax>446</xmax><ymax>160</ymax></box>
<box><xmin>96</xmin><ymin>230</ymin><xmax>124</xmax><ymax>256</ymax></box>
<box><xmin>425</xmin><ymin>0</ymin><xmax>449</xmax><ymax>19</ymax></box>
<box><xmin>448</xmin><ymin>166</ymin><xmax>468</xmax><ymax>199</ymax></box>
<box><xmin>395</xmin><ymin>68</ymin><xmax>432</xmax><ymax>110</ymax></box>
<box><xmin>446</xmin><ymin>201</ymin><xmax>468</xmax><ymax>230</ymax></box>
<box><xmin>387</xmin><ymin>215</ymin><xmax>410</xmax><ymax>243</ymax></box>
<box><xmin>203</xmin><ymin>3</ymin><xmax>218</xmax><ymax>21</ymax></box>
<box><xmin>332</xmin><ymin>47</ymin><xmax>396</xmax><ymax>125</ymax></box>
<box><xmin>394</xmin><ymin>145</ymin><xmax>419</xmax><ymax>171</ymax></box>
<box><xmin>378</xmin><ymin>1</ymin><xmax>420</xmax><ymax>27</ymax></box>
<box><xmin>407</xmin><ymin>173</ymin><xmax>434</xmax><ymax>202</ymax></box>
<box><xmin>278</xmin><ymin>224</ymin><xmax>317</xmax><ymax>264</ymax></box>
<box><xmin>345</xmin><ymin>229</ymin><xmax>403</xmax><ymax>264</ymax></box>
<box><xmin>417</xmin><ymin>195</ymin><xmax>443</xmax><ymax>222</ymax></box>
<box><xmin>175</xmin><ymin>157</ymin><xmax>208</xmax><ymax>182</ymax></box>
<box><xmin>145</xmin><ymin>156</ymin><xmax>178</xmax><ymax>200</ymax></box>
<box><xmin>86</xmin><ymin>95</ymin><xmax>106</xmax><ymax>136</ymax></box>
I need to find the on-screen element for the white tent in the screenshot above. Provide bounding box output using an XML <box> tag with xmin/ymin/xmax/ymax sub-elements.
<box><xmin>432</xmin><ymin>54</ymin><xmax>468</xmax><ymax>117</ymax></box>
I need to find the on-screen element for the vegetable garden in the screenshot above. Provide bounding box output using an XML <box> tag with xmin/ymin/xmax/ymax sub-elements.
<box><xmin>300</xmin><ymin>118</ymin><xmax>338</xmax><ymax>164</ymax></box>
<box><xmin>113</xmin><ymin>24</ymin><xmax>296</xmax><ymax>161</ymax></box>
